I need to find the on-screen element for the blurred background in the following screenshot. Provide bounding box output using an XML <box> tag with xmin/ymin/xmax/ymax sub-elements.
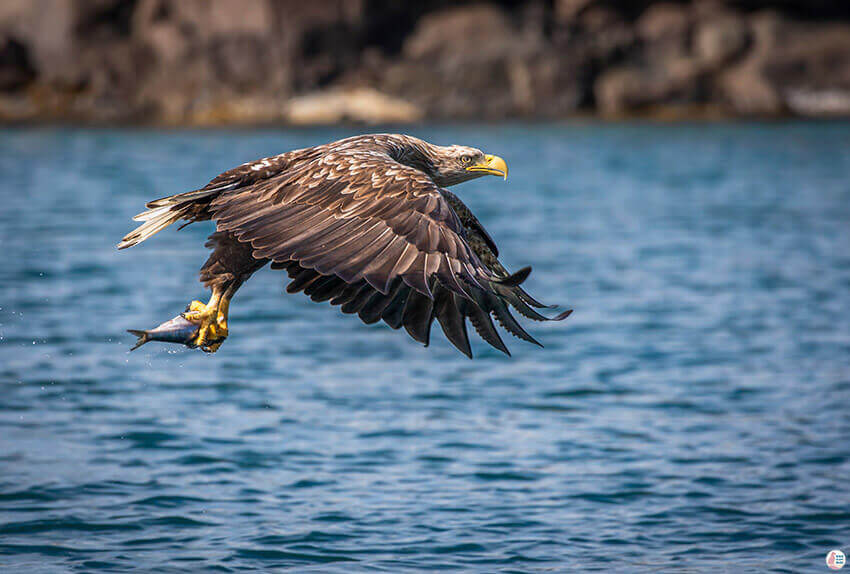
<box><xmin>1</xmin><ymin>0</ymin><xmax>850</xmax><ymax>125</ymax></box>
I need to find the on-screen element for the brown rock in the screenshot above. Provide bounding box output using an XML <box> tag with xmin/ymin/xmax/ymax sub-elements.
<box><xmin>403</xmin><ymin>4</ymin><xmax>517</xmax><ymax>62</ymax></box>
<box><xmin>554</xmin><ymin>0</ymin><xmax>594</xmax><ymax>24</ymax></box>
<box><xmin>0</xmin><ymin>36</ymin><xmax>34</xmax><ymax>90</ymax></box>
<box><xmin>637</xmin><ymin>2</ymin><xmax>690</xmax><ymax>55</ymax></box>
<box><xmin>130</xmin><ymin>0</ymin><xmax>292</xmax><ymax>123</ymax></box>
<box><xmin>695</xmin><ymin>13</ymin><xmax>749</xmax><ymax>68</ymax></box>
<box><xmin>714</xmin><ymin>12</ymin><xmax>850</xmax><ymax>116</ymax></box>
<box><xmin>1</xmin><ymin>0</ymin><xmax>849</xmax><ymax>123</ymax></box>
<box><xmin>595</xmin><ymin>66</ymin><xmax>657</xmax><ymax>114</ymax></box>
<box><xmin>132</xmin><ymin>1</ymin><xmax>190</xmax><ymax>64</ymax></box>
<box><xmin>578</xmin><ymin>6</ymin><xmax>635</xmax><ymax>61</ymax></box>
<box><xmin>763</xmin><ymin>23</ymin><xmax>850</xmax><ymax>97</ymax></box>
<box><xmin>765</xmin><ymin>23</ymin><xmax>850</xmax><ymax>116</ymax></box>
<box><xmin>384</xmin><ymin>4</ymin><xmax>531</xmax><ymax>118</ymax></box>
<box><xmin>0</xmin><ymin>0</ymin><xmax>83</xmax><ymax>87</ymax></box>
<box><xmin>134</xmin><ymin>0</ymin><xmax>274</xmax><ymax>41</ymax></box>
<box><xmin>525</xmin><ymin>52</ymin><xmax>585</xmax><ymax>115</ymax></box>
<box><xmin>595</xmin><ymin>57</ymin><xmax>704</xmax><ymax>115</ymax></box>
<box><xmin>210</xmin><ymin>36</ymin><xmax>271</xmax><ymax>91</ymax></box>
<box><xmin>719</xmin><ymin>67</ymin><xmax>782</xmax><ymax>115</ymax></box>
<box><xmin>717</xmin><ymin>12</ymin><xmax>783</xmax><ymax>114</ymax></box>
<box><xmin>593</xmin><ymin>3</ymin><xmax>708</xmax><ymax>115</ymax></box>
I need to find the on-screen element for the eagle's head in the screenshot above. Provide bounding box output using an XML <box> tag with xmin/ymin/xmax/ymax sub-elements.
<box><xmin>388</xmin><ymin>135</ymin><xmax>508</xmax><ymax>187</ymax></box>
<box><xmin>428</xmin><ymin>144</ymin><xmax>509</xmax><ymax>187</ymax></box>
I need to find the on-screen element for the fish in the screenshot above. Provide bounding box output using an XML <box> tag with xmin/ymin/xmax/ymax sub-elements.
<box><xmin>128</xmin><ymin>314</ymin><xmax>200</xmax><ymax>351</ymax></box>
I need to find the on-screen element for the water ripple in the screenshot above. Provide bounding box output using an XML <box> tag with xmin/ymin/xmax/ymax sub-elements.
<box><xmin>1</xmin><ymin>124</ymin><xmax>849</xmax><ymax>572</ymax></box>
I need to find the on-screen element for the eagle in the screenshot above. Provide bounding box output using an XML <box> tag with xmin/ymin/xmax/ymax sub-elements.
<box><xmin>119</xmin><ymin>134</ymin><xmax>570</xmax><ymax>357</ymax></box>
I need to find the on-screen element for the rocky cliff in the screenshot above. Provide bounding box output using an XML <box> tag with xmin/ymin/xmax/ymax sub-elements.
<box><xmin>1</xmin><ymin>0</ymin><xmax>848</xmax><ymax>124</ymax></box>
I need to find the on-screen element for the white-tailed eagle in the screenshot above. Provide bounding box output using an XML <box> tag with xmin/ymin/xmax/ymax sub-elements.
<box><xmin>119</xmin><ymin>134</ymin><xmax>570</xmax><ymax>357</ymax></box>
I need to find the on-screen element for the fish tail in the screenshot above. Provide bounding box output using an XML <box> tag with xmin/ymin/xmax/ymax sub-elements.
<box><xmin>127</xmin><ymin>329</ymin><xmax>150</xmax><ymax>351</ymax></box>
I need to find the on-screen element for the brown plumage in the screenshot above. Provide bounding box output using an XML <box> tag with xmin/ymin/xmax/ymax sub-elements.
<box><xmin>119</xmin><ymin>134</ymin><xmax>570</xmax><ymax>356</ymax></box>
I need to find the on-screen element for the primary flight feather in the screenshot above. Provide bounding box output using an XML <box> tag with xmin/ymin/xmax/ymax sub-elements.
<box><xmin>119</xmin><ymin>133</ymin><xmax>570</xmax><ymax>356</ymax></box>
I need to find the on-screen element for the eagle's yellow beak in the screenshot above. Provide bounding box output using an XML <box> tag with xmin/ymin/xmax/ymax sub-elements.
<box><xmin>466</xmin><ymin>154</ymin><xmax>508</xmax><ymax>180</ymax></box>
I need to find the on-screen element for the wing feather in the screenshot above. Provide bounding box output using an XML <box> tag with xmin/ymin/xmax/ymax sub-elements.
<box><xmin>434</xmin><ymin>289</ymin><xmax>472</xmax><ymax>358</ymax></box>
<box><xmin>402</xmin><ymin>289</ymin><xmax>435</xmax><ymax>345</ymax></box>
<box><xmin>381</xmin><ymin>285</ymin><xmax>411</xmax><ymax>329</ymax></box>
<box><xmin>211</xmin><ymin>149</ymin><xmax>497</xmax><ymax>303</ymax></box>
<box><xmin>340</xmin><ymin>282</ymin><xmax>376</xmax><ymax>315</ymax></box>
<box><xmin>462</xmin><ymin>300</ymin><xmax>510</xmax><ymax>356</ymax></box>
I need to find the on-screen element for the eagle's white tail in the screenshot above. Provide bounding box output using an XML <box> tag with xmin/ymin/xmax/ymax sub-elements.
<box><xmin>117</xmin><ymin>203</ymin><xmax>193</xmax><ymax>249</ymax></box>
<box><xmin>117</xmin><ymin>187</ymin><xmax>225</xmax><ymax>249</ymax></box>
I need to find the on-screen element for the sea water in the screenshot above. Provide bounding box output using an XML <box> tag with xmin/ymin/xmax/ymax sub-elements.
<box><xmin>1</xmin><ymin>123</ymin><xmax>849</xmax><ymax>572</ymax></box>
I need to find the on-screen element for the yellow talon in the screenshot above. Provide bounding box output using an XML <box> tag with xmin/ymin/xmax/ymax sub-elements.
<box><xmin>202</xmin><ymin>339</ymin><xmax>226</xmax><ymax>353</ymax></box>
<box><xmin>181</xmin><ymin>294</ymin><xmax>230</xmax><ymax>353</ymax></box>
<box><xmin>186</xmin><ymin>300</ymin><xmax>207</xmax><ymax>313</ymax></box>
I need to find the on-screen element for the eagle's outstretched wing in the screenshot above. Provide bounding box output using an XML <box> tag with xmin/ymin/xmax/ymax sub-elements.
<box><xmin>210</xmin><ymin>149</ymin><xmax>512</xmax><ymax>301</ymax></box>
<box><xmin>216</xmin><ymin>152</ymin><xmax>570</xmax><ymax>357</ymax></box>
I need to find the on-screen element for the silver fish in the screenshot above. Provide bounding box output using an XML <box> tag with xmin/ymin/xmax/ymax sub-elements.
<box><xmin>128</xmin><ymin>314</ymin><xmax>199</xmax><ymax>351</ymax></box>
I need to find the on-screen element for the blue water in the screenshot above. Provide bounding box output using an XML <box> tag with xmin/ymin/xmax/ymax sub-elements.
<box><xmin>1</xmin><ymin>123</ymin><xmax>849</xmax><ymax>573</ymax></box>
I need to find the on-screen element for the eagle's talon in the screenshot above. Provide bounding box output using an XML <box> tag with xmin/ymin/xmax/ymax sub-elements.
<box><xmin>185</xmin><ymin>300</ymin><xmax>207</xmax><ymax>314</ymax></box>
<box><xmin>201</xmin><ymin>339</ymin><xmax>226</xmax><ymax>353</ymax></box>
<box><xmin>182</xmin><ymin>301</ymin><xmax>212</xmax><ymax>322</ymax></box>
<box><xmin>181</xmin><ymin>300</ymin><xmax>229</xmax><ymax>352</ymax></box>
<box><xmin>195</xmin><ymin>322</ymin><xmax>228</xmax><ymax>351</ymax></box>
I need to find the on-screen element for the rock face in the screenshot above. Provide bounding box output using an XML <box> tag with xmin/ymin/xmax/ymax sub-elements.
<box><xmin>0</xmin><ymin>0</ymin><xmax>848</xmax><ymax>123</ymax></box>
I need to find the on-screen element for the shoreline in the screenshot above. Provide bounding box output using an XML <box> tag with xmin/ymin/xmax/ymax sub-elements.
<box><xmin>2</xmin><ymin>114</ymin><xmax>848</xmax><ymax>130</ymax></box>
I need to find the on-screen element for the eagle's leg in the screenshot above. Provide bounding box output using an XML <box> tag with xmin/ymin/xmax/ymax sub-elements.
<box><xmin>204</xmin><ymin>294</ymin><xmax>232</xmax><ymax>353</ymax></box>
<box><xmin>182</xmin><ymin>288</ymin><xmax>229</xmax><ymax>352</ymax></box>
<box><xmin>182</xmin><ymin>231</ymin><xmax>268</xmax><ymax>353</ymax></box>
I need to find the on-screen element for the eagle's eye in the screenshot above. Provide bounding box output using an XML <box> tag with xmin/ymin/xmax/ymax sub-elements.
<box><xmin>461</xmin><ymin>155</ymin><xmax>472</xmax><ymax>164</ymax></box>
